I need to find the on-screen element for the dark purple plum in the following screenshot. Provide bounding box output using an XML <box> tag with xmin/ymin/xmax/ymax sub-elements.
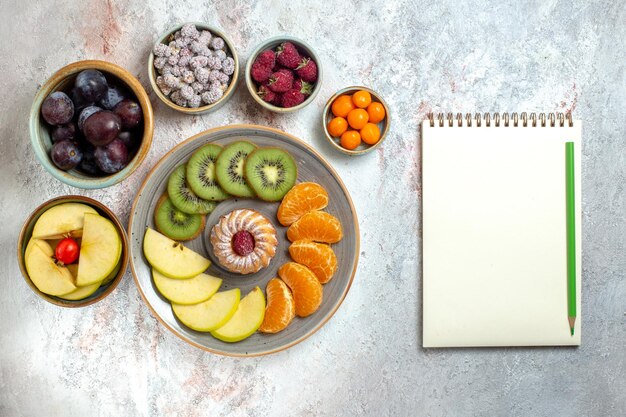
<box><xmin>75</xmin><ymin>69</ymin><xmax>108</xmax><ymax>102</ymax></box>
<box><xmin>116</xmin><ymin>131</ymin><xmax>137</xmax><ymax>149</ymax></box>
<box><xmin>95</xmin><ymin>139</ymin><xmax>128</xmax><ymax>174</ymax></box>
<box><xmin>99</xmin><ymin>85</ymin><xmax>126</xmax><ymax>110</ymax></box>
<box><xmin>71</xmin><ymin>88</ymin><xmax>94</xmax><ymax>114</ymax></box>
<box><xmin>113</xmin><ymin>99</ymin><xmax>142</xmax><ymax>129</ymax></box>
<box><xmin>51</xmin><ymin>140</ymin><xmax>82</xmax><ymax>170</ymax></box>
<box><xmin>84</xmin><ymin>111</ymin><xmax>121</xmax><ymax>146</ymax></box>
<box><xmin>51</xmin><ymin>123</ymin><xmax>77</xmax><ymax>143</ymax></box>
<box><xmin>41</xmin><ymin>92</ymin><xmax>74</xmax><ymax>125</ymax></box>
<box><xmin>78</xmin><ymin>143</ymin><xmax>100</xmax><ymax>175</ymax></box>
<box><xmin>78</xmin><ymin>106</ymin><xmax>102</xmax><ymax>131</ymax></box>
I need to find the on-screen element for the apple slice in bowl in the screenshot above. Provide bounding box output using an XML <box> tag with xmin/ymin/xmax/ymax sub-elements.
<box><xmin>24</xmin><ymin>238</ymin><xmax>76</xmax><ymax>296</ymax></box>
<box><xmin>31</xmin><ymin>203</ymin><xmax>97</xmax><ymax>239</ymax></box>
<box><xmin>18</xmin><ymin>195</ymin><xmax>129</xmax><ymax>308</ymax></box>
<box><xmin>76</xmin><ymin>213</ymin><xmax>122</xmax><ymax>286</ymax></box>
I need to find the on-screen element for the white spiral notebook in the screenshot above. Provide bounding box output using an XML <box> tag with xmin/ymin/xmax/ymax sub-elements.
<box><xmin>422</xmin><ymin>113</ymin><xmax>582</xmax><ymax>347</ymax></box>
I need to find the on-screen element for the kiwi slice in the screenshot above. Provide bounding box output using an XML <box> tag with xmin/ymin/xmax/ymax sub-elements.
<box><xmin>215</xmin><ymin>141</ymin><xmax>257</xmax><ymax>198</ymax></box>
<box><xmin>186</xmin><ymin>144</ymin><xmax>230</xmax><ymax>201</ymax></box>
<box><xmin>244</xmin><ymin>147</ymin><xmax>298</xmax><ymax>201</ymax></box>
<box><xmin>154</xmin><ymin>194</ymin><xmax>205</xmax><ymax>241</ymax></box>
<box><xmin>167</xmin><ymin>164</ymin><xmax>217</xmax><ymax>214</ymax></box>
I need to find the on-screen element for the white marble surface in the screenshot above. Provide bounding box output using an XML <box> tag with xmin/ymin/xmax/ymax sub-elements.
<box><xmin>1</xmin><ymin>0</ymin><xmax>625</xmax><ymax>416</ymax></box>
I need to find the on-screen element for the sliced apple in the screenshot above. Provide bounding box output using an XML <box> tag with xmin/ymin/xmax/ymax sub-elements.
<box><xmin>25</xmin><ymin>238</ymin><xmax>76</xmax><ymax>296</ymax></box>
<box><xmin>25</xmin><ymin>237</ymin><xmax>53</xmax><ymax>258</ymax></box>
<box><xmin>153</xmin><ymin>270</ymin><xmax>222</xmax><ymax>305</ymax></box>
<box><xmin>211</xmin><ymin>287</ymin><xmax>266</xmax><ymax>343</ymax></box>
<box><xmin>32</xmin><ymin>203</ymin><xmax>97</xmax><ymax>239</ymax></box>
<box><xmin>59</xmin><ymin>283</ymin><xmax>101</xmax><ymax>301</ymax></box>
<box><xmin>101</xmin><ymin>260</ymin><xmax>123</xmax><ymax>285</ymax></box>
<box><xmin>172</xmin><ymin>288</ymin><xmax>240</xmax><ymax>332</ymax></box>
<box><xmin>143</xmin><ymin>228</ymin><xmax>210</xmax><ymax>279</ymax></box>
<box><xmin>57</xmin><ymin>264</ymin><xmax>101</xmax><ymax>301</ymax></box>
<box><xmin>76</xmin><ymin>213</ymin><xmax>121</xmax><ymax>286</ymax></box>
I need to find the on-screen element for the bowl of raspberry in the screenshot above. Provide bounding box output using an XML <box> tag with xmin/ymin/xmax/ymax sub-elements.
<box><xmin>29</xmin><ymin>60</ymin><xmax>154</xmax><ymax>189</ymax></box>
<box><xmin>148</xmin><ymin>23</ymin><xmax>239</xmax><ymax>114</ymax></box>
<box><xmin>245</xmin><ymin>36</ymin><xmax>322</xmax><ymax>113</ymax></box>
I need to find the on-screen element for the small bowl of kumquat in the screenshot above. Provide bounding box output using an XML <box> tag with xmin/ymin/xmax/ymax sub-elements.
<box><xmin>322</xmin><ymin>86</ymin><xmax>390</xmax><ymax>155</ymax></box>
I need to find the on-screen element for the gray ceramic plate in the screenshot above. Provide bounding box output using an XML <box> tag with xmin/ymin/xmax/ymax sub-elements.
<box><xmin>128</xmin><ymin>125</ymin><xmax>359</xmax><ymax>356</ymax></box>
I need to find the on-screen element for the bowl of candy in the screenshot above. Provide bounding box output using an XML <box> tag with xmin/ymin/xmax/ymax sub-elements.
<box><xmin>148</xmin><ymin>22</ymin><xmax>239</xmax><ymax>114</ymax></box>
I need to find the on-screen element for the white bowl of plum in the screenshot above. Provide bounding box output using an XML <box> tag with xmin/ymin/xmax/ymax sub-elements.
<box><xmin>29</xmin><ymin>60</ymin><xmax>154</xmax><ymax>189</ymax></box>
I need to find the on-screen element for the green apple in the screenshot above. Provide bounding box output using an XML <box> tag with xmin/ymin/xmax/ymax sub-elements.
<box><xmin>76</xmin><ymin>213</ymin><xmax>121</xmax><ymax>286</ymax></box>
<box><xmin>32</xmin><ymin>203</ymin><xmax>97</xmax><ymax>239</ymax></box>
<box><xmin>58</xmin><ymin>283</ymin><xmax>101</xmax><ymax>301</ymax></box>
<box><xmin>24</xmin><ymin>238</ymin><xmax>76</xmax><ymax>296</ymax></box>
<box><xmin>57</xmin><ymin>264</ymin><xmax>101</xmax><ymax>301</ymax></box>
<box><xmin>101</xmin><ymin>259</ymin><xmax>123</xmax><ymax>285</ymax></box>
<box><xmin>211</xmin><ymin>287</ymin><xmax>265</xmax><ymax>343</ymax></box>
<box><xmin>172</xmin><ymin>288</ymin><xmax>240</xmax><ymax>332</ymax></box>
<box><xmin>59</xmin><ymin>258</ymin><xmax>123</xmax><ymax>301</ymax></box>
<box><xmin>143</xmin><ymin>228</ymin><xmax>210</xmax><ymax>279</ymax></box>
<box><xmin>153</xmin><ymin>270</ymin><xmax>222</xmax><ymax>305</ymax></box>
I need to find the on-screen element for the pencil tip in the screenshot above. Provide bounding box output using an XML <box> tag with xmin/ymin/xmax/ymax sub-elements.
<box><xmin>568</xmin><ymin>316</ymin><xmax>576</xmax><ymax>335</ymax></box>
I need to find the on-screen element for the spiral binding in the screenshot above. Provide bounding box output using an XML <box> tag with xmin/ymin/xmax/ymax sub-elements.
<box><xmin>428</xmin><ymin>112</ymin><xmax>574</xmax><ymax>128</ymax></box>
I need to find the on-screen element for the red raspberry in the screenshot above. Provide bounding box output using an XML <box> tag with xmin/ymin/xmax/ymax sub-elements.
<box><xmin>231</xmin><ymin>230</ymin><xmax>255</xmax><ymax>256</ymax></box>
<box><xmin>251</xmin><ymin>61</ymin><xmax>272</xmax><ymax>83</ymax></box>
<box><xmin>295</xmin><ymin>57</ymin><xmax>318</xmax><ymax>83</ymax></box>
<box><xmin>257</xmin><ymin>84</ymin><xmax>277</xmax><ymax>104</ymax></box>
<box><xmin>276</xmin><ymin>42</ymin><xmax>301</xmax><ymax>69</ymax></box>
<box><xmin>293</xmin><ymin>78</ymin><xmax>313</xmax><ymax>95</ymax></box>
<box><xmin>255</xmin><ymin>49</ymin><xmax>276</xmax><ymax>69</ymax></box>
<box><xmin>281</xmin><ymin>89</ymin><xmax>305</xmax><ymax>108</ymax></box>
<box><xmin>268</xmin><ymin>69</ymin><xmax>294</xmax><ymax>93</ymax></box>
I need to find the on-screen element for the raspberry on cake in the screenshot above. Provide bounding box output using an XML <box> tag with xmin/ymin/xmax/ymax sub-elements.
<box><xmin>210</xmin><ymin>209</ymin><xmax>278</xmax><ymax>275</ymax></box>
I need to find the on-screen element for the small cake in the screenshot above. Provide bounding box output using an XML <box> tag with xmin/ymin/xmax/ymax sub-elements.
<box><xmin>210</xmin><ymin>209</ymin><xmax>278</xmax><ymax>274</ymax></box>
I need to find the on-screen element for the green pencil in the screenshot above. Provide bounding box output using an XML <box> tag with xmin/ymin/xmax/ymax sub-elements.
<box><xmin>566</xmin><ymin>142</ymin><xmax>576</xmax><ymax>336</ymax></box>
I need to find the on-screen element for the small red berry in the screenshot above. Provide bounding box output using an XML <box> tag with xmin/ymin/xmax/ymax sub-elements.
<box><xmin>55</xmin><ymin>237</ymin><xmax>80</xmax><ymax>264</ymax></box>
<box><xmin>268</xmin><ymin>69</ymin><xmax>294</xmax><ymax>93</ymax></box>
<box><xmin>257</xmin><ymin>84</ymin><xmax>277</xmax><ymax>104</ymax></box>
<box><xmin>251</xmin><ymin>61</ymin><xmax>272</xmax><ymax>83</ymax></box>
<box><xmin>232</xmin><ymin>230</ymin><xmax>255</xmax><ymax>256</ymax></box>
<box><xmin>276</xmin><ymin>42</ymin><xmax>301</xmax><ymax>69</ymax></box>
<box><xmin>281</xmin><ymin>89</ymin><xmax>305</xmax><ymax>108</ymax></box>
<box><xmin>295</xmin><ymin>57</ymin><xmax>318</xmax><ymax>83</ymax></box>
<box><xmin>293</xmin><ymin>78</ymin><xmax>313</xmax><ymax>95</ymax></box>
<box><xmin>255</xmin><ymin>50</ymin><xmax>276</xmax><ymax>69</ymax></box>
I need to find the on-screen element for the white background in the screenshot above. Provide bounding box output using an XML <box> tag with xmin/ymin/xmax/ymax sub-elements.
<box><xmin>0</xmin><ymin>0</ymin><xmax>624</xmax><ymax>416</ymax></box>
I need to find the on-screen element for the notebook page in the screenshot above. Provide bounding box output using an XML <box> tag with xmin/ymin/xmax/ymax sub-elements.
<box><xmin>422</xmin><ymin>120</ymin><xmax>582</xmax><ymax>347</ymax></box>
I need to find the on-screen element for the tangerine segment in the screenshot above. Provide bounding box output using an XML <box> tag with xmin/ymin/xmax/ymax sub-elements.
<box><xmin>287</xmin><ymin>211</ymin><xmax>344</xmax><ymax>244</ymax></box>
<box><xmin>259</xmin><ymin>278</ymin><xmax>296</xmax><ymax>333</ymax></box>
<box><xmin>289</xmin><ymin>240</ymin><xmax>338</xmax><ymax>284</ymax></box>
<box><xmin>278</xmin><ymin>262</ymin><xmax>323</xmax><ymax>317</ymax></box>
<box><xmin>277</xmin><ymin>182</ymin><xmax>329</xmax><ymax>226</ymax></box>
